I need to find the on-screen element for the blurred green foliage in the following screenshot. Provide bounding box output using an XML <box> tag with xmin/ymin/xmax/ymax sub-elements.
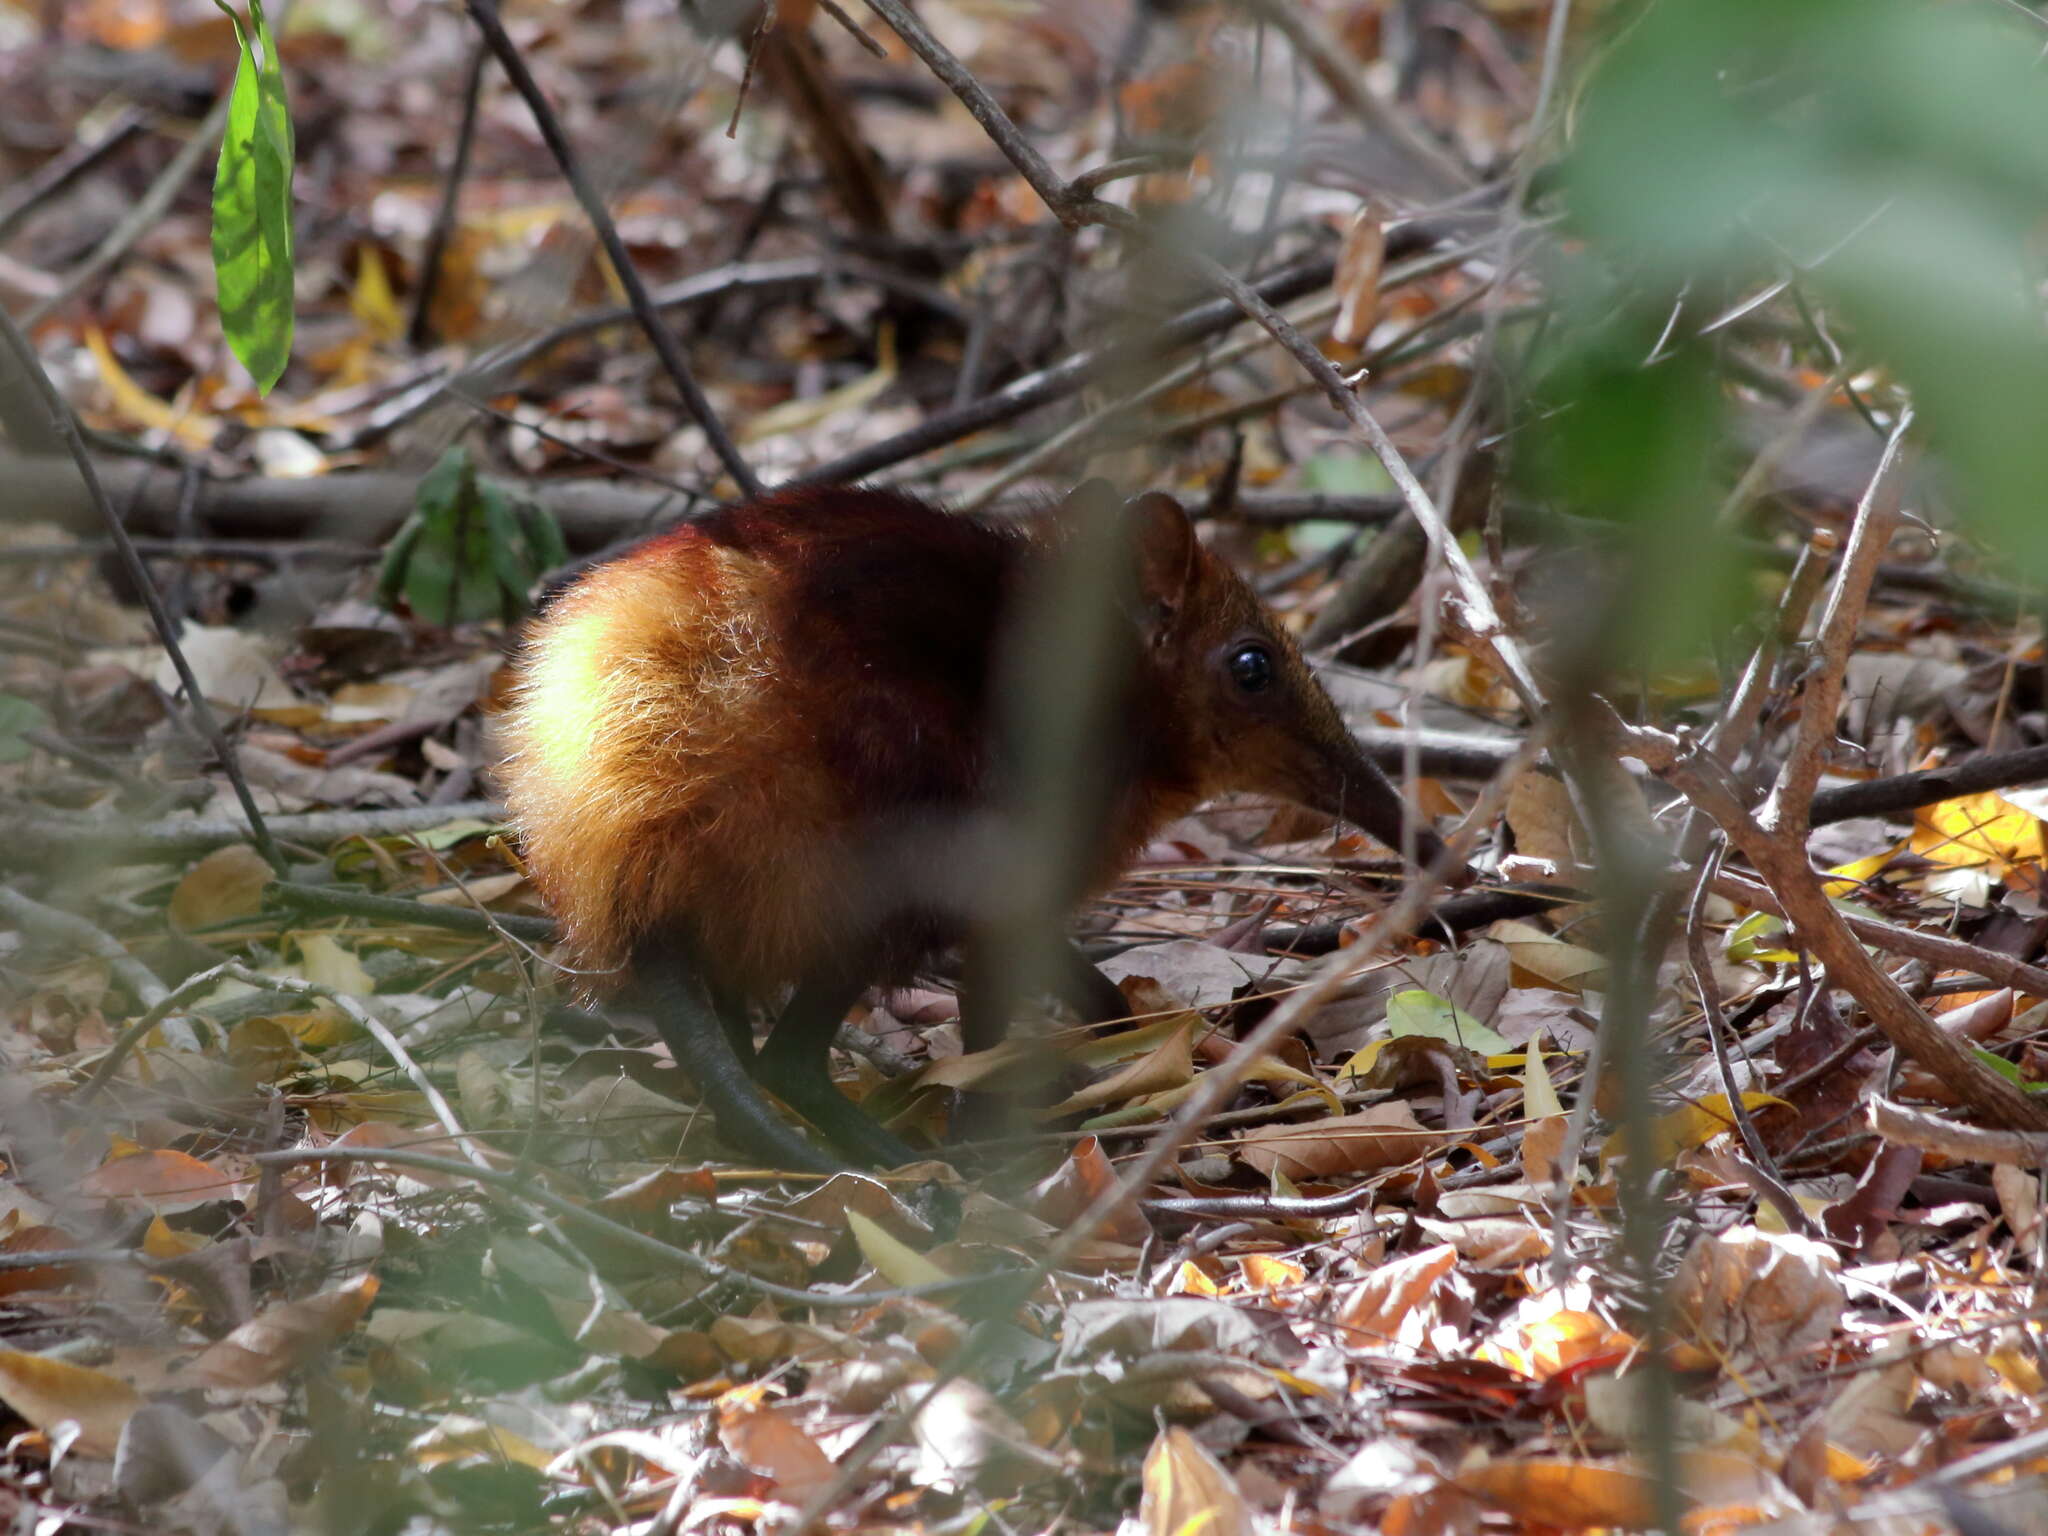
<box><xmin>1523</xmin><ymin>0</ymin><xmax>2048</xmax><ymax>668</ymax></box>
<box><xmin>378</xmin><ymin>447</ymin><xmax>570</xmax><ymax>627</ymax></box>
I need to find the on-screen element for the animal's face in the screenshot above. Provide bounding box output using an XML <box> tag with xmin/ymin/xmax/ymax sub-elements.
<box><xmin>1128</xmin><ymin>492</ymin><xmax>1429</xmax><ymax>860</ymax></box>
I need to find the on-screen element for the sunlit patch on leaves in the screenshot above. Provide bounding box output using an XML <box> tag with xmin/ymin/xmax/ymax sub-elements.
<box><xmin>211</xmin><ymin>0</ymin><xmax>295</xmax><ymax>394</ymax></box>
<box><xmin>378</xmin><ymin>446</ymin><xmax>570</xmax><ymax>626</ymax></box>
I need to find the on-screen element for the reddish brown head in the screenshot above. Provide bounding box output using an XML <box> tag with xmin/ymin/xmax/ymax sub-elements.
<box><xmin>1109</xmin><ymin>487</ymin><xmax>1451</xmax><ymax>870</ymax></box>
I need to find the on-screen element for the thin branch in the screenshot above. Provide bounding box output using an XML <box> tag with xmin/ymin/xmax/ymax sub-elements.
<box><xmin>0</xmin><ymin>106</ymin><xmax>147</xmax><ymax>246</ymax></box>
<box><xmin>461</xmin><ymin>0</ymin><xmax>759</xmax><ymax>496</ymax></box>
<box><xmin>0</xmin><ymin>885</ymin><xmax>166</xmax><ymax>1010</ymax></box>
<box><xmin>22</xmin><ymin>92</ymin><xmax>232</xmax><ymax>329</ymax></box>
<box><xmin>1619</xmin><ymin>714</ymin><xmax>2048</xmax><ymax>1132</ymax></box>
<box><xmin>0</xmin><ymin>800</ymin><xmax>497</xmax><ymax>870</ymax></box>
<box><xmin>408</xmin><ymin>37</ymin><xmax>490</xmax><ymax>349</ymax></box>
<box><xmin>1683</xmin><ymin>848</ymin><xmax>1817</xmax><ymax>1238</ymax></box>
<box><xmin>1708</xmin><ymin>867</ymin><xmax>2048</xmax><ymax>999</ymax></box>
<box><xmin>0</xmin><ymin>301</ymin><xmax>287</xmax><ymax>875</ymax></box>
<box><xmin>1232</xmin><ymin>0</ymin><xmax>1476</xmax><ymax>196</ymax></box>
<box><xmin>1762</xmin><ymin>407</ymin><xmax>1916</xmax><ymax>838</ymax></box>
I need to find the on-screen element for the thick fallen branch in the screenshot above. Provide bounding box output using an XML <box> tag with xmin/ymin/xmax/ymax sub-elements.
<box><xmin>1623</xmin><ymin>717</ymin><xmax>2048</xmax><ymax>1132</ymax></box>
<box><xmin>0</xmin><ymin>800</ymin><xmax>500</xmax><ymax>870</ymax></box>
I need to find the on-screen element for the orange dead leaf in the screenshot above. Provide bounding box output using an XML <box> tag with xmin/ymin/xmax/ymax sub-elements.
<box><xmin>1236</xmin><ymin>1104</ymin><xmax>1442</xmax><ymax>1181</ymax></box>
<box><xmin>1141</xmin><ymin>1425</ymin><xmax>1252</xmax><ymax>1536</ymax></box>
<box><xmin>81</xmin><ymin>326</ymin><xmax>221</xmax><ymax>448</ymax></box>
<box><xmin>1913</xmin><ymin>791</ymin><xmax>2045</xmax><ymax>876</ymax></box>
<box><xmin>190</xmin><ymin>1274</ymin><xmax>380</xmax><ymax>1388</ymax></box>
<box><xmin>78</xmin><ymin>1149</ymin><xmax>233</xmax><ymax>1210</ymax></box>
<box><xmin>1456</xmin><ymin>1457</ymin><xmax>1660</xmax><ymax>1529</ymax></box>
<box><xmin>0</xmin><ymin>1350</ymin><xmax>142</xmax><ymax>1457</ymax></box>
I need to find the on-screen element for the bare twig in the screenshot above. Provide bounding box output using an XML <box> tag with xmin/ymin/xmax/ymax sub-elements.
<box><xmin>1707</xmin><ymin>868</ymin><xmax>2048</xmax><ymax>999</ymax></box>
<box><xmin>252</xmin><ymin>1145</ymin><xmax>1008</xmax><ymax>1308</ymax></box>
<box><xmin>0</xmin><ymin>885</ymin><xmax>167</xmax><ymax>1010</ymax></box>
<box><xmin>461</xmin><ymin>0</ymin><xmax>759</xmax><ymax>496</ymax></box>
<box><xmin>23</xmin><ymin>93</ymin><xmax>232</xmax><ymax>329</ymax></box>
<box><xmin>1683</xmin><ymin>848</ymin><xmax>1817</xmax><ymax>1237</ymax></box>
<box><xmin>1869</xmin><ymin>1097</ymin><xmax>2048</xmax><ymax>1167</ymax></box>
<box><xmin>408</xmin><ymin>37</ymin><xmax>490</xmax><ymax>349</ymax></box>
<box><xmin>0</xmin><ymin>106</ymin><xmax>147</xmax><ymax>245</ymax></box>
<box><xmin>1762</xmin><ymin>408</ymin><xmax>1916</xmax><ymax>838</ymax></box>
<box><xmin>0</xmin><ymin>800</ymin><xmax>497</xmax><ymax>870</ymax></box>
<box><xmin>1619</xmin><ymin>715</ymin><xmax>2048</xmax><ymax>1131</ymax></box>
<box><xmin>0</xmin><ymin>302</ymin><xmax>286</xmax><ymax>874</ymax></box>
<box><xmin>1232</xmin><ymin>0</ymin><xmax>1476</xmax><ymax>196</ymax></box>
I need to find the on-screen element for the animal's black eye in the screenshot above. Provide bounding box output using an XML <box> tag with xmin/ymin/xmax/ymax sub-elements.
<box><xmin>1228</xmin><ymin>643</ymin><xmax>1275</xmax><ymax>694</ymax></box>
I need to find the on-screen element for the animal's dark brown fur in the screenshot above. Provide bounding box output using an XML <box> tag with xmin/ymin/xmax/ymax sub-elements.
<box><xmin>498</xmin><ymin>483</ymin><xmax>1445</xmax><ymax>1165</ymax></box>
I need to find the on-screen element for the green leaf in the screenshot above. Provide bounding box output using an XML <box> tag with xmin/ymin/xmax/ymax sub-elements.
<box><xmin>211</xmin><ymin>0</ymin><xmax>296</xmax><ymax>394</ymax></box>
<box><xmin>0</xmin><ymin>695</ymin><xmax>48</xmax><ymax>764</ymax></box>
<box><xmin>377</xmin><ymin>447</ymin><xmax>568</xmax><ymax>627</ymax></box>
<box><xmin>1385</xmin><ymin>988</ymin><xmax>1512</xmax><ymax>1055</ymax></box>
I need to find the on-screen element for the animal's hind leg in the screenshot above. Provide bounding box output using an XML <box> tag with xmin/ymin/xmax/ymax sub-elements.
<box><xmin>1061</xmin><ymin>943</ymin><xmax>1129</xmax><ymax>1026</ymax></box>
<box><xmin>634</xmin><ymin>939</ymin><xmax>844</xmax><ymax>1175</ymax></box>
<box><xmin>756</xmin><ymin>965</ymin><xmax>918</xmax><ymax>1169</ymax></box>
<box><xmin>957</xmin><ymin>939</ymin><xmax>1128</xmax><ymax>1049</ymax></box>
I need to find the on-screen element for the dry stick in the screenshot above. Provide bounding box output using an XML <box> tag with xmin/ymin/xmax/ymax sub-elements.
<box><xmin>1232</xmin><ymin>0</ymin><xmax>1477</xmax><ymax>197</ymax></box>
<box><xmin>962</xmin><ymin>241</ymin><xmax>1499</xmax><ymax>512</ymax></box>
<box><xmin>1167</xmin><ymin>241</ymin><xmax>1544</xmax><ymax>710</ymax></box>
<box><xmin>408</xmin><ymin>37</ymin><xmax>490</xmax><ymax>349</ymax></box>
<box><xmin>229</xmin><ymin>962</ymin><xmax>493</xmax><ymax>1170</ymax></box>
<box><xmin>1709</xmin><ymin>533</ymin><xmax>1833</xmax><ymax>764</ymax></box>
<box><xmin>1621</xmin><ymin>718</ymin><xmax>2048</xmax><ymax>1131</ymax></box>
<box><xmin>0</xmin><ymin>800</ymin><xmax>497</xmax><ymax>870</ymax></box>
<box><xmin>22</xmin><ymin>92</ymin><xmax>232</xmax><ymax>329</ymax></box>
<box><xmin>1682</xmin><ymin>849</ymin><xmax>1816</xmax><ymax>1238</ymax></box>
<box><xmin>0</xmin><ymin>886</ymin><xmax>166</xmax><ymax>1011</ymax></box>
<box><xmin>791</xmin><ymin>748</ymin><xmax>1534</xmax><ymax>1534</ymax></box>
<box><xmin>460</xmin><ymin>0</ymin><xmax>759</xmax><ymax>498</ymax></box>
<box><xmin>1762</xmin><ymin>410</ymin><xmax>1916</xmax><ymax>839</ymax></box>
<box><xmin>0</xmin><ymin>106</ymin><xmax>147</xmax><ymax>245</ymax></box>
<box><xmin>1809</xmin><ymin>743</ymin><xmax>2048</xmax><ymax>825</ymax></box>
<box><xmin>857</xmin><ymin>0</ymin><xmax>1082</xmax><ymax>225</ymax></box>
<box><xmin>0</xmin><ymin>303</ymin><xmax>286</xmax><ymax>876</ymax></box>
<box><xmin>1869</xmin><ymin>1097</ymin><xmax>2048</xmax><ymax>1168</ymax></box>
<box><xmin>1707</xmin><ymin>868</ymin><xmax>2048</xmax><ymax>999</ymax></box>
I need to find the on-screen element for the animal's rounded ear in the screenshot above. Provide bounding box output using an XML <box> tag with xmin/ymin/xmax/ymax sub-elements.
<box><xmin>1054</xmin><ymin>477</ymin><xmax>1122</xmax><ymax>530</ymax></box>
<box><xmin>1127</xmin><ymin>491</ymin><xmax>1198</xmax><ymax>628</ymax></box>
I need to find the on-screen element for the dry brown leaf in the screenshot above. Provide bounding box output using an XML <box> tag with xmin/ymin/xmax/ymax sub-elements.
<box><xmin>910</xmin><ymin>1378</ymin><xmax>1070</xmax><ymax>1494</ymax></box>
<box><xmin>78</xmin><ymin>1149</ymin><xmax>233</xmax><ymax>1211</ymax></box>
<box><xmin>1416</xmin><ymin>1215</ymin><xmax>1551</xmax><ymax>1268</ymax></box>
<box><xmin>190</xmin><ymin>1273</ymin><xmax>380</xmax><ymax>1388</ymax></box>
<box><xmin>1504</xmin><ymin>771</ymin><xmax>1579</xmax><ymax>866</ymax></box>
<box><xmin>1141</xmin><ymin>1425</ymin><xmax>1253</xmax><ymax>1536</ymax></box>
<box><xmin>717</xmin><ymin>1391</ymin><xmax>836</xmax><ymax>1503</ymax></box>
<box><xmin>1027</xmin><ymin>1137</ymin><xmax>1149</xmax><ymax>1243</ymax></box>
<box><xmin>168</xmin><ymin>844</ymin><xmax>275</xmax><ymax>930</ymax></box>
<box><xmin>1236</xmin><ymin>1103</ymin><xmax>1441</xmax><ymax>1180</ymax></box>
<box><xmin>1332</xmin><ymin>206</ymin><xmax>1387</xmax><ymax>348</ymax></box>
<box><xmin>1455</xmin><ymin>1457</ymin><xmax>1659</xmax><ymax>1529</ymax></box>
<box><xmin>1335</xmin><ymin>1241</ymin><xmax>1457</xmax><ymax>1341</ymax></box>
<box><xmin>1670</xmin><ymin>1226</ymin><xmax>1842</xmax><ymax>1372</ymax></box>
<box><xmin>0</xmin><ymin>1350</ymin><xmax>142</xmax><ymax>1457</ymax></box>
<box><xmin>1046</xmin><ymin>1022</ymin><xmax>1194</xmax><ymax>1116</ymax></box>
<box><xmin>0</xmin><ymin>1225</ymin><xmax>84</xmax><ymax>1297</ymax></box>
